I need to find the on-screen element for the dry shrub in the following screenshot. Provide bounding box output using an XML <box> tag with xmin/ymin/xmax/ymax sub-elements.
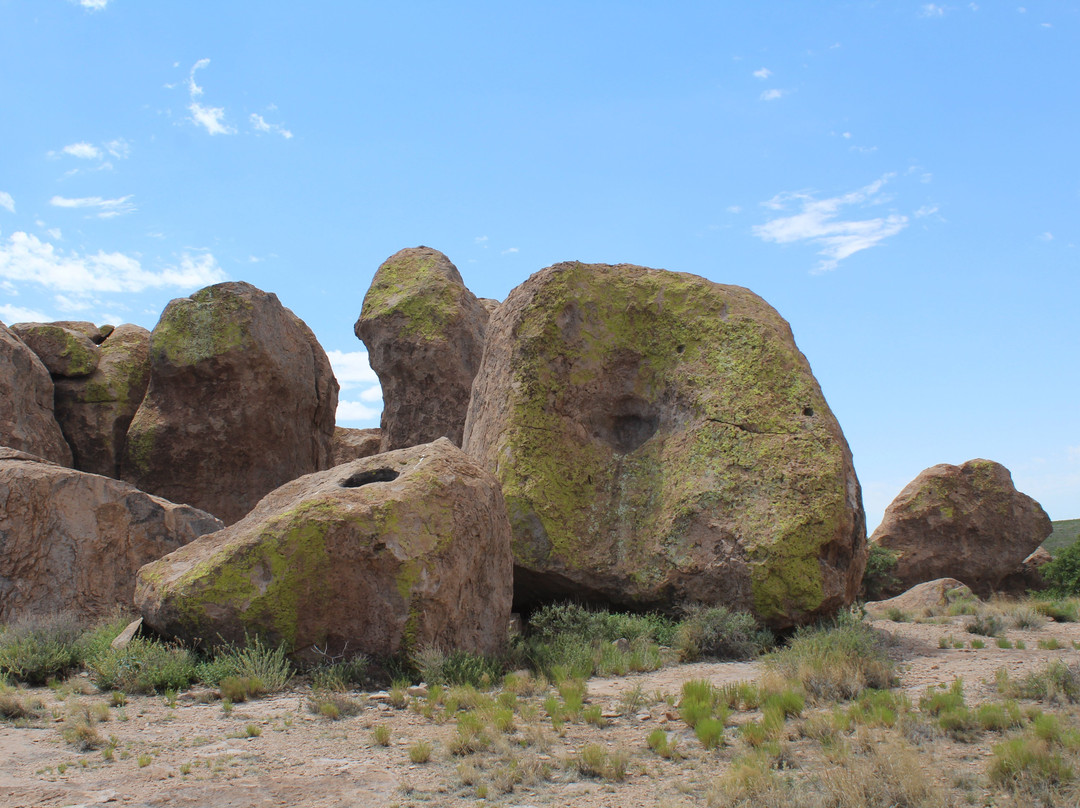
<box><xmin>818</xmin><ymin>738</ymin><xmax>946</xmax><ymax>808</ymax></box>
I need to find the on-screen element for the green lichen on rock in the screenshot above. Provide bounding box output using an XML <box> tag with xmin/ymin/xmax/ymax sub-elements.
<box><xmin>471</xmin><ymin>262</ymin><xmax>861</xmax><ymax>625</ymax></box>
<box><xmin>124</xmin><ymin>422</ymin><xmax>156</xmax><ymax>474</ymax></box>
<box><xmin>151</xmin><ymin>285</ymin><xmax>251</xmax><ymax>366</ymax></box>
<box><xmin>360</xmin><ymin>254</ymin><xmax>461</xmax><ymax>342</ymax></box>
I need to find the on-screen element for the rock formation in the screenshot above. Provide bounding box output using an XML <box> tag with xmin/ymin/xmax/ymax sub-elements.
<box><xmin>330</xmin><ymin>427</ymin><xmax>383</xmax><ymax>466</ymax></box>
<box><xmin>135</xmin><ymin>438</ymin><xmax>513</xmax><ymax>660</ymax></box>
<box><xmin>864</xmin><ymin>578</ymin><xmax>975</xmax><ymax>620</ymax></box>
<box><xmin>462</xmin><ymin>261</ymin><xmax>865</xmax><ymax>628</ymax></box>
<box><xmin>0</xmin><ymin>448</ymin><xmax>222</xmax><ymax>623</ymax></box>
<box><xmin>869</xmin><ymin>459</ymin><xmax>1052</xmax><ymax>596</ymax></box>
<box><xmin>0</xmin><ymin>322</ymin><xmax>72</xmax><ymax>465</ymax></box>
<box><xmin>121</xmin><ymin>282</ymin><xmax>339</xmax><ymax>524</ymax></box>
<box><xmin>355</xmin><ymin>247</ymin><xmax>489</xmax><ymax>451</ymax></box>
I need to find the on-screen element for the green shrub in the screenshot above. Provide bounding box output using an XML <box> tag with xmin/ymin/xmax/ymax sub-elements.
<box><xmin>0</xmin><ymin>613</ymin><xmax>85</xmax><ymax>684</ymax></box>
<box><xmin>87</xmin><ymin>637</ymin><xmax>196</xmax><ymax>694</ymax></box>
<box><xmin>762</xmin><ymin>613</ymin><xmax>894</xmax><ymax>702</ymax></box>
<box><xmin>219</xmin><ymin>676</ymin><xmax>263</xmax><ymax>702</ymax></box>
<box><xmin>310</xmin><ymin>656</ymin><xmax>368</xmax><ymax>692</ymax></box>
<box><xmin>1041</xmin><ymin>539</ymin><xmax>1080</xmax><ymax>596</ymax></box>
<box><xmin>200</xmin><ymin>635</ymin><xmax>292</xmax><ymax>692</ymax></box>
<box><xmin>675</xmin><ymin>605</ymin><xmax>773</xmax><ymax>662</ymax></box>
<box><xmin>861</xmin><ymin>544</ymin><xmax>900</xmax><ymax>601</ymax></box>
<box><xmin>989</xmin><ymin>736</ymin><xmax>1074</xmax><ymax>791</ymax></box>
<box><xmin>997</xmin><ymin>659</ymin><xmax>1080</xmax><ymax>705</ymax></box>
<box><xmin>967</xmin><ymin>610</ymin><xmax>1006</xmax><ymax>637</ymax></box>
<box><xmin>695</xmin><ymin>717</ymin><xmax>726</xmax><ymax>749</ymax></box>
<box><xmin>1033</xmin><ymin>598</ymin><xmax>1080</xmax><ymax>622</ymax></box>
<box><xmin>647</xmin><ymin>728</ymin><xmax>679</xmax><ymax>759</ymax></box>
<box><xmin>307</xmin><ymin>692</ymin><xmax>361</xmax><ymax>720</ymax></box>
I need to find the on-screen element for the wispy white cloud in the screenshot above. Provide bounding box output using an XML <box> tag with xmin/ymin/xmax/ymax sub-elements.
<box><xmin>1039</xmin><ymin>232</ymin><xmax>1054</xmax><ymax>241</ymax></box>
<box><xmin>0</xmin><ymin>304</ymin><xmax>52</xmax><ymax>324</ymax></box>
<box><xmin>753</xmin><ymin>175</ymin><xmax>909</xmax><ymax>273</ymax></box>
<box><xmin>325</xmin><ymin>349</ymin><xmax>379</xmax><ymax>390</ymax></box>
<box><xmin>105</xmin><ymin>139</ymin><xmax>130</xmax><ymax>159</ymax></box>
<box><xmin>0</xmin><ymin>192</ymin><xmax>13</xmax><ymax>214</ymax></box>
<box><xmin>63</xmin><ymin>142</ymin><xmax>102</xmax><ymax>160</ymax></box>
<box><xmin>250</xmin><ymin>113</ymin><xmax>293</xmax><ymax>139</ymax></box>
<box><xmin>850</xmin><ymin>145</ymin><xmax>878</xmax><ymax>154</ymax></box>
<box><xmin>186</xmin><ymin>59</ymin><xmax>236</xmax><ymax>135</ymax></box>
<box><xmin>753</xmin><ymin>67</ymin><xmax>772</xmax><ymax>79</ymax></box>
<box><xmin>0</xmin><ymin>231</ymin><xmax>227</xmax><ymax>295</ymax></box>
<box><xmin>502</xmin><ymin>247</ymin><xmax>519</xmax><ymax>255</ymax></box>
<box><xmin>920</xmin><ymin>4</ymin><xmax>945</xmax><ymax>17</ymax></box>
<box><xmin>726</xmin><ymin>205</ymin><xmax>742</xmax><ymax>214</ymax></box>
<box><xmin>336</xmin><ymin>399</ymin><xmax>381</xmax><ymax>422</ymax></box>
<box><xmin>50</xmin><ymin>194</ymin><xmax>136</xmax><ymax>218</ymax></box>
<box><xmin>760</xmin><ymin>89</ymin><xmax>786</xmax><ymax>101</ymax></box>
<box><xmin>74</xmin><ymin>0</ymin><xmax>109</xmax><ymax>10</ymax></box>
<box><xmin>914</xmin><ymin>205</ymin><xmax>940</xmax><ymax>218</ymax></box>
<box><xmin>474</xmin><ymin>236</ymin><xmax>489</xmax><ymax>247</ymax></box>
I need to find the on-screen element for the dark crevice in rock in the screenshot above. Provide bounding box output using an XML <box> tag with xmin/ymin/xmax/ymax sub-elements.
<box><xmin>706</xmin><ymin>417</ymin><xmax>798</xmax><ymax>437</ymax></box>
<box><xmin>340</xmin><ymin>468</ymin><xmax>399</xmax><ymax>488</ymax></box>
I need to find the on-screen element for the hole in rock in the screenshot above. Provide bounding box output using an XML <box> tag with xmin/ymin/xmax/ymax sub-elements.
<box><xmin>802</xmin><ymin>406</ymin><xmax>814</xmax><ymax>417</ymax></box>
<box><xmin>340</xmin><ymin>468</ymin><xmax>400</xmax><ymax>488</ymax></box>
<box><xmin>588</xmin><ymin>396</ymin><xmax>660</xmax><ymax>455</ymax></box>
<box><xmin>676</xmin><ymin>344</ymin><xmax>685</xmax><ymax>354</ymax></box>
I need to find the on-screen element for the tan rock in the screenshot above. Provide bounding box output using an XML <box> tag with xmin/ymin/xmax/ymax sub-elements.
<box><xmin>869</xmin><ymin>459</ymin><xmax>1052</xmax><ymax>597</ymax></box>
<box><xmin>0</xmin><ymin>322</ymin><xmax>72</xmax><ymax>465</ymax></box>
<box><xmin>462</xmin><ymin>261</ymin><xmax>866</xmax><ymax>628</ymax></box>
<box><xmin>864</xmin><ymin>578</ymin><xmax>975</xmax><ymax>619</ymax></box>
<box><xmin>135</xmin><ymin>438</ymin><xmax>513</xmax><ymax>660</ymax></box>
<box><xmin>0</xmin><ymin>454</ymin><xmax>222</xmax><ymax>623</ymax></box>
<box><xmin>121</xmin><ymin>282</ymin><xmax>339</xmax><ymax>524</ymax></box>
<box><xmin>355</xmin><ymin>247</ymin><xmax>489</xmax><ymax>451</ymax></box>
<box><xmin>330</xmin><ymin>427</ymin><xmax>383</xmax><ymax>465</ymax></box>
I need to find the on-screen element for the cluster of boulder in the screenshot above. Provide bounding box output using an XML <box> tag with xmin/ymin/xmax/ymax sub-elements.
<box><xmin>0</xmin><ymin>247</ymin><xmax>1054</xmax><ymax>661</ymax></box>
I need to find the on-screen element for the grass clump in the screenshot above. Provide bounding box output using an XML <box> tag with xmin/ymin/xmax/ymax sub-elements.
<box><xmin>576</xmin><ymin>743</ymin><xmax>628</xmax><ymax>781</ymax></box>
<box><xmin>309</xmin><ymin>656</ymin><xmax>368</xmax><ymax>692</ymax></box>
<box><xmin>0</xmin><ymin>685</ymin><xmax>45</xmax><ymax>722</ymax></box>
<box><xmin>198</xmin><ymin>635</ymin><xmax>293</xmax><ymax>692</ymax></box>
<box><xmin>989</xmin><ymin>736</ymin><xmax>1075</xmax><ymax>793</ymax></box>
<box><xmin>408</xmin><ymin>740</ymin><xmax>433</xmax><ymax>763</ymax></box>
<box><xmin>0</xmin><ymin>613</ymin><xmax>86</xmax><ymax>685</ymax></box>
<box><xmin>762</xmin><ymin>613</ymin><xmax>894</xmax><ymax>702</ymax></box>
<box><xmin>87</xmin><ymin>637</ymin><xmax>197</xmax><ymax>694</ymax></box>
<box><xmin>996</xmin><ymin>659</ymin><xmax>1080</xmax><ymax>705</ymax></box>
<box><xmin>647</xmin><ymin>728</ymin><xmax>680</xmax><ymax>759</ymax></box>
<box><xmin>1032</xmin><ymin>597</ymin><xmax>1080</xmax><ymax>623</ymax></box>
<box><xmin>680</xmin><ymin>679</ymin><xmax>730</xmax><ymax>730</ymax></box>
<box><xmin>675</xmin><ymin>605</ymin><xmax>773</xmax><ymax>662</ymax></box>
<box><xmin>307</xmin><ymin>691</ymin><xmax>362</xmax><ymax>720</ymax></box>
<box><xmin>967</xmin><ymin>610</ymin><xmax>1006</xmax><ymax>637</ymax></box>
<box><xmin>411</xmin><ymin>645</ymin><xmax>503</xmax><ymax>688</ymax></box>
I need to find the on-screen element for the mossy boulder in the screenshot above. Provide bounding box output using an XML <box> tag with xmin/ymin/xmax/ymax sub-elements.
<box><xmin>869</xmin><ymin>459</ymin><xmax>1052</xmax><ymax>597</ymax></box>
<box><xmin>355</xmin><ymin>247</ymin><xmax>490</xmax><ymax>451</ymax></box>
<box><xmin>9</xmin><ymin>321</ymin><xmax>103</xmax><ymax>378</ymax></box>
<box><xmin>120</xmin><ymin>282</ymin><xmax>339</xmax><ymax>524</ymax></box>
<box><xmin>135</xmin><ymin>438</ymin><xmax>513</xmax><ymax>660</ymax></box>
<box><xmin>0</xmin><ymin>322</ymin><xmax>72</xmax><ymax>465</ymax></box>
<box><xmin>462</xmin><ymin>262</ymin><xmax>866</xmax><ymax>628</ymax></box>
<box><xmin>0</xmin><ymin>449</ymin><xmax>222</xmax><ymax>623</ymax></box>
<box><xmin>52</xmin><ymin>324</ymin><xmax>151</xmax><ymax>477</ymax></box>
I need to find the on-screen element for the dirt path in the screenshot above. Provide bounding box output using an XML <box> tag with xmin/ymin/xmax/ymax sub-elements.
<box><xmin>2</xmin><ymin>614</ymin><xmax>1078</xmax><ymax>807</ymax></box>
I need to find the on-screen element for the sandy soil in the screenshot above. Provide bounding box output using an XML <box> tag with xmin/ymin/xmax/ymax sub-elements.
<box><xmin>2</xmin><ymin>614</ymin><xmax>1079</xmax><ymax>808</ymax></box>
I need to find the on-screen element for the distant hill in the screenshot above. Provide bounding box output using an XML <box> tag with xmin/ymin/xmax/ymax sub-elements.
<box><xmin>1044</xmin><ymin>519</ymin><xmax>1080</xmax><ymax>556</ymax></box>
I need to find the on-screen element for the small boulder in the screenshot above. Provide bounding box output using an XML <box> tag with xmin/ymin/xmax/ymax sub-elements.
<box><xmin>121</xmin><ymin>282</ymin><xmax>339</xmax><ymax>524</ymax></box>
<box><xmin>0</xmin><ymin>322</ymin><xmax>72</xmax><ymax>465</ymax></box>
<box><xmin>462</xmin><ymin>261</ymin><xmax>866</xmax><ymax>628</ymax></box>
<box><xmin>52</xmin><ymin>324</ymin><xmax>151</xmax><ymax>477</ymax></box>
<box><xmin>330</xmin><ymin>427</ymin><xmax>383</xmax><ymax>466</ymax></box>
<box><xmin>9</xmin><ymin>321</ymin><xmax>102</xmax><ymax>378</ymax></box>
<box><xmin>135</xmin><ymin>438</ymin><xmax>513</xmax><ymax>660</ymax></box>
<box><xmin>864</xmin><ymin>578</ymin><xmax>975</xmax><ymax>620</ymax></box>
<box><xmin>0</xmin><ymin>452</ymin><xmax>222</xmax><ymax>623</ymax></box>
<box><xmin>355</xmin><ymin>247</ymin><xmax>490</xmax><ymax>451</ymax></box>
<box><xmin>869</xmin><ymin>459</ymin><xmax>1053</xmax><ymax>597</ymax></box>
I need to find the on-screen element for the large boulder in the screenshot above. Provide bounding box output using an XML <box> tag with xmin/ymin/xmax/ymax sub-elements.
<box><xmin>48</xmin><ymin>325</ymin><xmax>151</xmax><ymax>478</ymax></box>
<box><xmin>0</xmin><ymin>448</ymin><xmax>222</xmax><ymax>623</ymax></box>
<box><xmin>120</xmin><ymin>282</ymin><xmax>339</xmax><ymax>524</ymax></box>
<box><xmin>355</xmin><ymin>247</ymin><xmax>490</xmax><ymax>451</ymax></box>
<box><xmin>135</xmin><ymin>438</ymin><xmax>513</xmax><ymax>660</ymax></box>
<box><xmin>9</xmin><ymin>320</ymin><xmax>109</xmax><ymax>378</ymax></box>
<box><xmin>462</xmin><ymin>261</ymin><xmax>865</xmax><ymax>628</ymax></box>
<box><xmin>0</xmin><ymin>322</ymin><xmax>72</xmax><ymax>465</ymax></box>
<box><xmin>869</xmin><ymin>459</ymin><xmax>1053</xmax><ymax>597</ymax></box>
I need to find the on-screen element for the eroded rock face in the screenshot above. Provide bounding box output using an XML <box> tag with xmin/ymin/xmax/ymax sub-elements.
<box><xmin>330</xmin><ymin>427</ymin><xmax>383</xmax><ymax>466</ymax></box>
<box><xmin>998</xmin><ymin>547</ymin><xmax>1053</xmax><ymax>595</ymax></box>
<box><xmin>121</xmin><ymin>282</ymin><xmax>339</xmax><ymax>524</ymax></box>
<box><xmin>0</xmin><ymin>449</ymin><xmax>222</xmax><ymax>623</ymax></box>
<box><xmin>52</xmin><ymin>325</ymin><xmax>151</xmax><ymax>478</ymax></box>
<box><xmin>869</xmin><ymin>459</ymin><xmax>1052</xmax><ymax>597</ymax></box>
<box><xmin>135</xmin><ymin>438</ymin><xmax>513</xmax><ymax>660</ymax></box>
<box><xmin>355</xmin><ymin>247</ymin><xmax>489</xmax><ymax>451</ymax></box>
<box><xmin>462</xmin><ymin>262</ymin><xmax>866</xmax><ymax>628</ymax></box>
<box><xmin>864</xmin><ymin>578</ymin><xmax>975</xmax><ymax>620</ymax></box>
<box><xmin>0</xmin><ymin>323</ymin><xmax>72</xmax><ymax>465</ymax></box>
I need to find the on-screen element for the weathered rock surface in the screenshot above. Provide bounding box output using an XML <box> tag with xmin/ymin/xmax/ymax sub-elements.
<box><xmin>0</xmin><ymin>451</ymin><xmax>222</xmax><ymax>623</ymax></box>
<box><xmin>0</xmin><ymin>323</ymin><xmax>72</xmax><ymax>465</ymax></box>
<box><xmin>330</xmin><ymin>427</ymin><xmax>383</xmax><ymax>466</ymax></box>
<box><xmin>462</xmin><ymin>261</ymin><xmax>865</xmax><ymax>628</ymax></box>
<box><xmin>355</xmin><ymin>247</ymin><xmax>489</xmax><ymax>451</ymax></box>
<box><xmin>869</xmin><ymin>459</ymin><xmax>1053</xmax><ymax>597</ymax></box>
<box><xmin>121</xmin><ymin>282</ymin><xmax>339</xmax><ymax>524</ymax></box>
<box><xmin>864</xmin><ymin>578</ymin><xmax>975</xmax><ymax>620</ymax></box>
<box><xmin>135</xmin><ymin>438</ymin><xmax>513</xmax><ymax>659</ymax></box>
<box><xmin>997</xmin><ymin>547</ymin><xmax>1053</xmax><ymax>596</ymax></box>
<box><xmin>52</xmin><ymin>324</ymin><xmax>151</xmax><ymax>477</ymax></box>
<box><xmin>9</xmin><ymin>321</ymin><xmax>103</xmax><ymax>377</ymax></box>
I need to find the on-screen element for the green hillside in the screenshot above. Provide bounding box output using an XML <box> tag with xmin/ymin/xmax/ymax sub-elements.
<box><xmin>1044</xmin><ymin>519</ymin><xmax>1080</xmax><ymax>556</ymax></box>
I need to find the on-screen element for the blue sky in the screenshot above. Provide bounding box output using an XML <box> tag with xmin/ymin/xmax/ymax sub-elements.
<box><xmin>1</xmin><ymin>1</ymin><xmax>1076</xmax><ymax>531</ymax></box>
